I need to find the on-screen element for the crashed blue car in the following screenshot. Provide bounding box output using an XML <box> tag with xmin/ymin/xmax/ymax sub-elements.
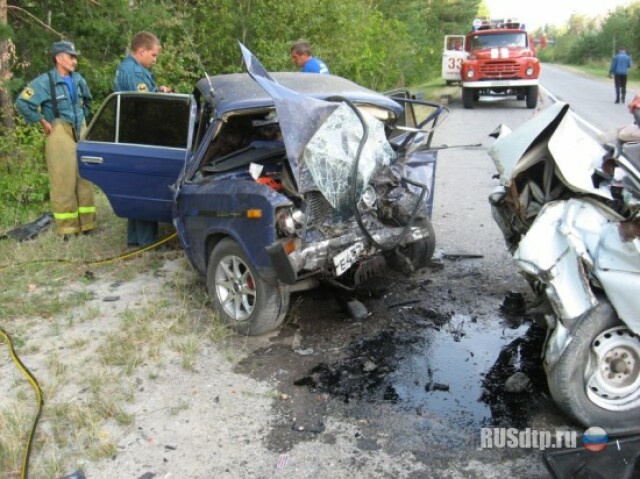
<box><xmin>77</xmin><ymin>46</ymin><xmax>447</xmax><ymax>335</ymax></box>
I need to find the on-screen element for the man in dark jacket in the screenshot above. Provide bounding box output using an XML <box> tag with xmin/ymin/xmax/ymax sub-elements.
<box><xmin>609</xmin><ymin>47</ymin><xmax>632</xmax><ymax>104</ymax></box>
<box><xmin>114</xmin><ymin>31</ymin><xmax>171</xmax><ymax>247</ymax></box>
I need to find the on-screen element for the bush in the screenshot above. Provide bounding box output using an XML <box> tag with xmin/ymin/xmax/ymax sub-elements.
<box><xmin>0</xmin><ymin>119</ymin><xmax>49</xmax><ymax>229</ymax></box>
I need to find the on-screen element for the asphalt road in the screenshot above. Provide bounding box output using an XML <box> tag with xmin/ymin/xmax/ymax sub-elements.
<box><xmin>540</xmin><ymin>63</ymin><xmax>634</xmax><ymax>135</ymax></box>
<box><xmin>236</xmin><ymin>65</ymin><xmax>632</xmax><ymax>477</ymax></box>
<box><xmin>238</xmin><ymin>74</ymin><xmax>613</xmax><ymax>477</ymax></box>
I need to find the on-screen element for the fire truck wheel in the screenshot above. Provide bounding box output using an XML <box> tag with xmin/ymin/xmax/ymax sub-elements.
<box><xmin>526</xmin><ymin>86</ymin><xmax>538</xmax><ymax>109</ymax></box>
<box><xmin>462</xmin><ymin>88</ymin><xmax>474</xmax><ymax>109</ymax></box>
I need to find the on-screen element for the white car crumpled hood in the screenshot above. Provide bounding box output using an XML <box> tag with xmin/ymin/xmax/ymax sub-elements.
<box><xmin>488</xmin><ymin>102</ymin><xmax>611</xmax><ymax>200</ymax></box>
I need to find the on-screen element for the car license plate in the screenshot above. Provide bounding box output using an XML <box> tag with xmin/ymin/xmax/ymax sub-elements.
<box><xmin>492</xmin><ymin>80</ymin><xmax>512</xmax><ymax>86</ymax></box>
<box><xmin>333</xmin><ymin>242</ymin><xmax>365</xmax><ymax>276</ymax></box>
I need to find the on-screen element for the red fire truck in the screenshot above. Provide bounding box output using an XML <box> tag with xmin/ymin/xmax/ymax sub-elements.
<box><xmin>442</xmin><ymin>19</ymin><xmax>541</xmax><ymax>109</ymax></box>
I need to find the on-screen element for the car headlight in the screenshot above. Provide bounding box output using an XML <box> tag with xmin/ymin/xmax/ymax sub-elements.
<box><xmin>291</xmin><ymin>209</ymin><xmax>306</xmax><ymax>227</ymax></box>
<box><xmin>526</xmin><ymin>66</ymin><xmax>534</xmax><ymax>76</ymax></box>
<box><xmin>276</xmin><ymin>208</ymin><xmax>296</xmax><ymax>236</ymax></box>
<box><xmin>466</xmin><ymin>69</ymin><xmax>475</xmax><ymax>78</ymax></box>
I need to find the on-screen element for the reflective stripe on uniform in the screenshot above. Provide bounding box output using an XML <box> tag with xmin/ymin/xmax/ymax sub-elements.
<box><xmin>54</xmin><ymin>211</ymin><xmax>79</xmax><ymax>220</ymax></box>
<box><xmin>78</xmin><ymin>206</ymin><xmax>96</xmax><ymax>214</ymax></box>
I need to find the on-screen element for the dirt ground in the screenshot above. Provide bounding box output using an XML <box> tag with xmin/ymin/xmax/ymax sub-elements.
<box><xmin>2</xmin><ymin>97</ymin><xmax>577</xmax><ymax>478</ymax></box>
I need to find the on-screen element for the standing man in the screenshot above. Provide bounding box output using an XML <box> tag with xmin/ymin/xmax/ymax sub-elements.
<box><xmin>114</xmin><ymin>31</ymin><xmax>171</xmax><ymax>247</ymax></box>
<box><xmin>290</xmin><ymin>40</ymin><xmax>330</xmax><ymax>74</ymax></box>
<box><xmin>15</xmin><ymin>40</ymin><xmax>96</xmax><ymax>237</ymax></box>
<box><xmin>609</xmin><ymin>46</ymin><xmax>632</xmax><ymax>104</ymax></box>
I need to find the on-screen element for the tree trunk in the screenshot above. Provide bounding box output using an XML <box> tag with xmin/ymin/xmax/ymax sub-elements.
<box><xmin>0</xmin><ymin>0</ymin><xmax>15</xmax><ymax>130</ymax></box>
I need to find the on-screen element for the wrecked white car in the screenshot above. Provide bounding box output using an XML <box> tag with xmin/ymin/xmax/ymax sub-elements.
<box><xmin>78</xmin><ymin>45</ymin><xmax>448</xmax><ymax>335</ymax></box>
<box><xmin>489</xmin><ymin>102</ymin><xmax>640</xmax><ymax>435</ymax></box>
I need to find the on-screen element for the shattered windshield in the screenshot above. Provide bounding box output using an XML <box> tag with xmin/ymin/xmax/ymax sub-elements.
<box><xmin>239</xmin><ymin>43</ymin><xmax>396</xmax><ymax>216</ymax></box>
<box><xmin>300</xmin><ymin>103</ymin><xmax>396</xmax><ymax>216</ymax></box>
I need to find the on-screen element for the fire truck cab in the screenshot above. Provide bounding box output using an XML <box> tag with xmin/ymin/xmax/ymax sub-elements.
<box><xmin>441</xmin><ymin>35</ymin><xmax>468</xmax><ymax>85</ymax></box>
<box><xmin>442</xmin><ymin>20</ymin><xmax>540</xmax><ymax>109</ymax></box>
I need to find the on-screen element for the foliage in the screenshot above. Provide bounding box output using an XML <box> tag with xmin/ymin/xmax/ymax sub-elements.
<box><xmin>539</xmin><ymin>2</ymin><xmax>640</xmax><ymax>67</ymax></box>
<box><xmin>7</xmin><ymin>0</ymin><xmax>483</xmax><ymax>97</ymax></box>
<box><xmin>2</xmin><ymin>0</ymin><xmax>484</xmax><ymax>223</ymax></box>
<box><xmin>0</xmin><ymin>118</ymin><xmax>48</xmax><ymax>228</ymax></box>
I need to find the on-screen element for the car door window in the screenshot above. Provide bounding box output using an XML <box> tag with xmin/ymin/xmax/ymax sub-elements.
<box><xmin>119</xmin><ymin>96</ymin><xmax>191</xmax><ymax>148</ymax></box>
<box><xmin>85</xmin><ymin>94</ymin><xmax>191</xmax><ymax>148</ymax></box>
<box><xmin>85</xmin><ymin>95</ymin><xmax>116</xmax><ymax>142</ymax></box>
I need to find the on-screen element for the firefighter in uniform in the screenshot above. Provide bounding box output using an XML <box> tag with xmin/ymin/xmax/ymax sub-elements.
<box><xmin>15</xmin><ymin>40</ymin><xmax>96</xmax><ymax>236</ymax></box>
<box><xmin>114</xmin><ymin>31</ymin><xmax>171</xmax><ymax>247</ymax></box>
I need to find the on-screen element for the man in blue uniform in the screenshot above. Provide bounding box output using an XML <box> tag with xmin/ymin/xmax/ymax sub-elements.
<box><xmin>609</xmin><ymin>46</ymin><xmax>632</xmax><ymax>104</ymax></box>
<box><xmin>290</xmin><ymin>40</ymin><xmax>330</xmax><ymax>74</ymax></box>
<box><xmin>114</xmin><ymin>31</ymin><xmax>171</xmax><ymax>247</ymax></box>
<box><xmin>15</xmin><ymin>40</ymin><xmax>96</xmax><ymax>237</ymax></box>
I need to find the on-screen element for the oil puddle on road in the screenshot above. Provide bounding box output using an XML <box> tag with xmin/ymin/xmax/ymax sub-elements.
<box><xmin>236</xmin><ymin>273</ymin><xmax>562</xmax><ymax>456</ymax></box>
<box><xmin>292</xmin><ymin>311</ymin><xmax>548</xmax><ymax>432</ymax></box>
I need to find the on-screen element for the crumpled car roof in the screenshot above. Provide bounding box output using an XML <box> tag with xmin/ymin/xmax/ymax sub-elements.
<box><xmin>195</xmin><ymin>73</ymin><xmax>403</xmax><ymax>117</ymax></box>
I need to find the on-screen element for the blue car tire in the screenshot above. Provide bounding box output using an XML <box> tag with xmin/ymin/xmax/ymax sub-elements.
<box><xmin>207</xmin><ymin>238</ymin><xmax>289</xmax><ymax>335</ymax></box>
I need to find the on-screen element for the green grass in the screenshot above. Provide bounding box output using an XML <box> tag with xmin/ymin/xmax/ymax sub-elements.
<box><xmin>411</xmin><ymin>77</ymin><xmax>461</xmax><ymax>102</ymax></box>
<box><xmin>0</xmin><ymin>189</ymin><xmax>176</xmax><ymax>321</ymax></box>
<box><xmin>0</xmin><ymin>187</ymin><xmax>233</xmax><ymax>478</ymax></box>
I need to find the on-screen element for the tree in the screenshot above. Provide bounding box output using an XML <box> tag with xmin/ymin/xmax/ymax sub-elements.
<box><xmin>0</xmin><ymin>0</ymin><xmax>14</xmax><ymax>129</ymax></box>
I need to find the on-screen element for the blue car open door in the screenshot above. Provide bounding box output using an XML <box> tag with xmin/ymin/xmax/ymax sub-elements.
<box><xmin>77</xmin><ymin>92</ymin><xmax>195</xmax><ymax>223</ymax></box>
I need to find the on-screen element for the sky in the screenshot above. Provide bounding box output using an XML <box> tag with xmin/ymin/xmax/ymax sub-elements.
<box><xmin>484</xmin><ymin>0</ymin><xmax>635</xmax><ymax>30</ymax></box>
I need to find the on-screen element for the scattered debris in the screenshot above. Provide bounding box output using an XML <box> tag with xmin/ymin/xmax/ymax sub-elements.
<box><xmin>449</xmin><ymin>319</ymin><xmax>466</xmax><ymax>342</ymax></box>
<box><xmin>425</xmin><ymin>382</ymin><xmax>450</xmax><ymax>392</ymax></box>
<box><xmin>387</xmin><ymin>299</ymin><xmax>422</xmax><ymax>309</ymax></box>
<box><xmin>293</xmin><ymin>348</ymin><xmax>314</xmax><ymax>356</ymax></box>
<box><xmin>412</xmin><ymin>306</ymin><xmax>450</xmax><ymax>326</ymax></box>
<box><xmin>427</xmin><ymin>259</ymin><xmax>445</xmax><ymax>270</ymax></box>
<box><xmin>504</xmin><ymin>372</ymin><xmax>532</xmax><ymax>393</ymax></box>
<box><xmin>442</xmin><ymin>253</ymin><xmax>484</xmax><ymax>260</ymax></box>
<box><xmin>102</xmin><ymin>295</ymin><xmax>121</xmax><ymax>302</ymax></box>
<box><xmin>290</xmin><ymin>421</ymin><xmax>325</xmax><ymax>434</ymax></box>
<box><xmin>356</xmin><ymin>277</ymin><xmax>389</xmax><ymax>298</ymax></box>
<box><xmin>307</xmin><ymin>422</ymin><xmax>326</xmax><ymax>433</ymax></box>
<box><xmin>500</xmin><ymin>291</ymin><xmax>526</xmax><ymax>314</ymax></box>
<box><xmin>0</xmin><ymin>213</ymin><xmax>53</xmax><ymax>241</ymax></box>
<box><xmin>346</xmin><ymin>299</ymin><xmax>368</xmax><ymax>320</ymax></box>
<box><xmin>362</xmin><ymin>360</ymin><xmax>377</xmax><ymax>372</ymax></box>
